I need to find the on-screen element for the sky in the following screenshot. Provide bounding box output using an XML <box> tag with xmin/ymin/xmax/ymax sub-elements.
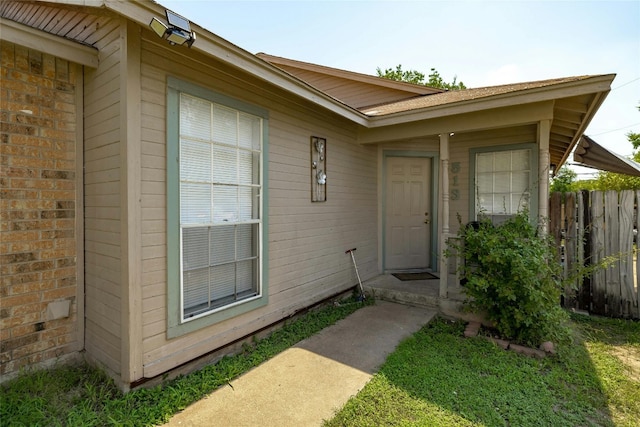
<box><xmin>162</xmin><ymin>0</ymin><xmax>640</xmax><ymax>178</ymax></box>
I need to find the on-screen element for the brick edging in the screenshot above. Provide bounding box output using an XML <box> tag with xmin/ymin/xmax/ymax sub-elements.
<box><xmin>463</xmin><ymin>321</ymin><xmax>555</xmax><ymax>358</ymax></box>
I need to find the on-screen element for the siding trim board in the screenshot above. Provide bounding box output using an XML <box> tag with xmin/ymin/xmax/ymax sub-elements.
<box><xmin>120</xmin><ymin>19</ymin><xmax>144</xmax><ymax>387</ymax></box>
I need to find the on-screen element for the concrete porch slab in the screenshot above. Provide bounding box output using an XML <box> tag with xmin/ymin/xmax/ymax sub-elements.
<box><xmin>363</xmin><ymin>274</ymin><xmax>486</xmax><ymax>323</ymax></box>
<box><xmin>363</xmin><ymin>273</ymin><xmax>464</xmax><ymax>308</ymax></box>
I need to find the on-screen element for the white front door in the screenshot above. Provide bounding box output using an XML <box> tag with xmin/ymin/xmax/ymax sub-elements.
<box><xmin>385</xmin><ymin>156</ymin><xmax>432</xmax><ymax>270</ymax></box>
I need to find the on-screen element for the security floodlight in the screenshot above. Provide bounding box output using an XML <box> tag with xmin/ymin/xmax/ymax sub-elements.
<box><xmin>166</xmin><ymin>28</ymin><xmax>192</xmax><ymax>46</ymax></box>
<box><xmin>149</xmin><ymin>10</ymin><xmax>196</xmax><ymax>47</ymax></box>
<box><xmin>149</xmin><ymin>17</ymin><xmax>168</xmax><ymax>38</ymax></box>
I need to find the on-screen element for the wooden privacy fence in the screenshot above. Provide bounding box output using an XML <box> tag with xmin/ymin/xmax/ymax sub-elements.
<box><xmin>550</xmin><ymin>190</ymin><xmax>639</xmax><ymax>319</ymax></box>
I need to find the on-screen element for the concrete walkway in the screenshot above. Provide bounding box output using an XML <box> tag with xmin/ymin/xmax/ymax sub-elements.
<box><xmin>164</xmin><ymin>301</ymin><xmax>437</xmax><ymax>427</ymax></box>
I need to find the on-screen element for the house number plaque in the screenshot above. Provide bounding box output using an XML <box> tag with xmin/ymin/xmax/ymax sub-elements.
<box><xmin>451</xmin><ymin>162</ymin><xmax>460</xmax><ymax>200</ymax></box>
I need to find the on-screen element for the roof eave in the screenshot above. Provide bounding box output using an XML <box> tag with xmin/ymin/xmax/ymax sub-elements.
<box><xmin>21</xmin><ymin>1</ymin><xmax>615</xmax><ymax>138</ymax></box>
<box><xmin>0</xmin><ymin>17</ymin><xmax>99</xmax><ymax>67</ymax></box>
<box><xmin>99</xmin><ymin>0</ymin><xmax>369</xmax><ymax>125</ymax></box>
<box><xmin>556</xmin><ymin>89</ymin><xmax>610</xmax><ymax>170</ymax></box>
<box><xmin>364</xmin><ymin>74</ymin><xmax>615</xmax><ymax>128</ymax></box>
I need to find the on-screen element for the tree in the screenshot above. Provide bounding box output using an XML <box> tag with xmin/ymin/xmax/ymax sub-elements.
<box><xmin>376</xmin><ymin>65</ymin><xmax>425</xmax><ymax>85</ymax></box>
<box><xmin>550</xmin><ymin>166</ymin><xmax>577</xmax><ymax>193</ymax></box>
<box><xmin>587</xmin><ymin>164</ymin><xmax>640</xmax><ymax>191</ymax></box>
<box><xmin>627</xmin><ymin>111</ymin><xmax>640</xmax><ymax>150</ymax></box>
<box><xmin>628</xmin><ymin>132</ymin><xmax>640</xmax><ymax>150</ymax></box>
<box><xmin>426</xmin><ymin>68</ymin><xmax>466</xmax><ymax>91</ymax></box>
<box><xmin>376</xmin><ymin>64</ymin><xmax>466</xmax><ymax>90</ymax></box>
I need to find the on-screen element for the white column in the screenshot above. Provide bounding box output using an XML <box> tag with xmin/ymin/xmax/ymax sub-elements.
<box><xmin>538</xmin><ymin>120</ymin><xmax>551</xmax><ymax>234</ymax></box>
<box><xmin>439</xmin><ymin>133</ymin><xmax>450</xmax><ymax>298</ymax></box>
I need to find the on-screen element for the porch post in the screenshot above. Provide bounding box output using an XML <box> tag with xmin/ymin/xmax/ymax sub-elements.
<box><xmin>439</xmin><ymin>133</ymin><xmax>450</xmax><ymax>298</ymax></box>
<box><xmin>538</xmin><ymin>119</ymin><xmax>551</xmax><ymax>234</ymax></box>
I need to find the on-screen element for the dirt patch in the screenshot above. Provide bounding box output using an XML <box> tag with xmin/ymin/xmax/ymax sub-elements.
<box><xmin>609</xmin><ymin>346</ymin><xmax>640</xmax><ymax>382</ymax></box>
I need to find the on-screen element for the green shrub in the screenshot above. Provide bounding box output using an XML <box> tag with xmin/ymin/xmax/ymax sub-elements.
<box><xmin>455</xmin><ymin>212</ymin><xmax>569</xmax><ymax>346</ymax></box>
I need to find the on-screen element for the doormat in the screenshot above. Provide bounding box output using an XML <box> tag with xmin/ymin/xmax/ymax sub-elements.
<box><xmin>392</xmin><ymin>272</ymin><xmax>439</xmax><ymax>281</ymax></box>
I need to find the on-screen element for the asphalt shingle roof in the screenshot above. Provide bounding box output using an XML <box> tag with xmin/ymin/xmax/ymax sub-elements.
<box><xmin>361</xmin><ymin>75</ymin><xmax>596</xmax><ymax>116</ymax></box>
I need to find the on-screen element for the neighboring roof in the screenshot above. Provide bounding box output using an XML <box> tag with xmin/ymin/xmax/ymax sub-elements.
<box><xmin>257</xmin><ymin>53</ymin><xmax>443</xmax><ymax>109</ymax></box>
<box><xmin>574</xmin><ymin>135</ymin><xmax>640</xmax><ymax>177</ymax></box>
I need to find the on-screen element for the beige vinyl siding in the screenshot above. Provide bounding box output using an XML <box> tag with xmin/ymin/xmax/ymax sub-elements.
<box><xmin>139</xmin><ymin>34</ymin><xmax>377</xmax><ymax>377</ymax></box>
<box><xmin>83</xmin><ymin>23</ymin><xmax>123</xmax><ymax>376</ymax></box>
<box><xmin>267</xmin><ymin>112</ymin><xmax>378</xmax><ymax>292</ymax></box>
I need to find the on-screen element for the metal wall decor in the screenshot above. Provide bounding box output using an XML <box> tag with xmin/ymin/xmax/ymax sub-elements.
<box><xmin>311</xmin><ymin>136</ymin><xmax>327</xmax><ymax>202</ymax></box>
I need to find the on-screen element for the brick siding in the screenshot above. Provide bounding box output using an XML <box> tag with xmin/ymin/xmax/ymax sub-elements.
<box><xmin>0</xmin><ymin>41</ymin><xmax>80</xmax><ymax>378</ymax></box>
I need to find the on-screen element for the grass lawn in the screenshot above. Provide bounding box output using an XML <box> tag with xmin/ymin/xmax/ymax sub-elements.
<box><xmin>324</xmin><ymin>313</ymin><xmax>640</xmax><ymax>427</ymax></box>
<box><xmin>2</xmin><ymin>300</ymin><xmax>638</xmax><ymax>427</ymax></box>
<box><xmin>0</xmin><ymin>296</ymin><xmax>368</xmax><ymax>427</ymax></box>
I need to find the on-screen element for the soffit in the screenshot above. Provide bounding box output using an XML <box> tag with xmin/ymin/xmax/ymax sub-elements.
<box><xmin>550</xmin><ymin>93</ymin><xmax>601</xmax><ymax>169</ymax></box>
<box><xmin>0</xmin><ymin>1</ymin><xmax>118</xmax><ymax>48</ymax></box>
<box><xmin>0</xmin><ymin>17</ymin><xmax>98</xmax><ymax>67</ymax></box>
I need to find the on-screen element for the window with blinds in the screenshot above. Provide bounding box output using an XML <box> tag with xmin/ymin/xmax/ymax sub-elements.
<box><xmin>179</xmin><ymin>93</ymin><xmax>262</xmax><ymax>320</ymax></box>
<box><xmin>475</xmin><ymin>148</ymin><xmax>531</xmax><ymax>224</ymax></box>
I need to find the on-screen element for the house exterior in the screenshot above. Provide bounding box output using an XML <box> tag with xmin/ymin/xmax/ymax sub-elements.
<box><xmin>0</xmin><ymin>0</ymin><xmax>614</xmax><ymax>390</ymax></box>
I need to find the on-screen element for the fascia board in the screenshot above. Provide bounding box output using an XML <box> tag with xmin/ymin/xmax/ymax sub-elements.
<box><xmin>358</xmin><ymin>101</ymin><xmax>555</xmax><ymax>145</ymax></box>
<box><xmin>56</xmin><ymin>1</ymin><xmax>106</xmax><ymax>5</ymax></box>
